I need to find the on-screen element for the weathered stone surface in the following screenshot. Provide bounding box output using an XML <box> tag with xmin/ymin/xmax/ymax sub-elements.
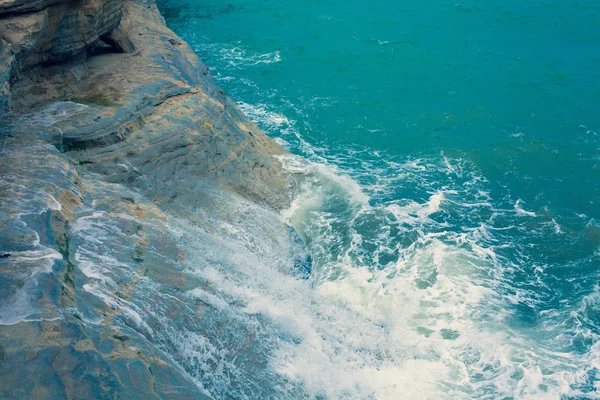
<box><xmin>0</xmin><ymin>134</ymin><xmax>213</xmax><ymax>399</ymax></box>
<box><xmin>0</xmin><ymin>38</ymin><xmax>13</xmax><ymax>110</ymax></box>
<box><xmin>0</xmin><ymin>0</ymin><xmax>64</xmax><ymax>14</ymax></box>
<box><xmin>0</xmin><ymin>0</ymin><xmax>298</xmax><ymax>397</ymax></box>
<box><xmin>2</xmin><ymin>0</ymin><xmax>123</xmax><ymax>65</ymax></box>
<box><xmin>2</xmin><ymin>0</ymin><xmax>290</xmax><ymax>207</ymax></box>
<box><xmin>0</xmin><ymin>0</ymin><xmax>124</xmax><ymax>115</ymax></box>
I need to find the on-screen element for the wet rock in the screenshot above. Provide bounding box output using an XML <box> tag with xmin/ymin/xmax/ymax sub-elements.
<box><xmin>0</xmin><ymin>0</ymin><xmax>125</xmax><ymax>115</ymax></box>
<box><xmin>3</xmin><ymin>0</ymin><xmax>290</xmax><ymax>209</ymax></box>
<box><xmin>0</xmin><ymin>134</ymin><xmax>213</xmax><ymax>398</ymax></box>
<box><xmin>0</xmin><ymin>0</ymin><xmax>299</xmax><ymax>396</ymax></box>
<box><xmin>0</xmin><ymin>38</ymin><xmax>12</xmax><ymax>111</ymax></box>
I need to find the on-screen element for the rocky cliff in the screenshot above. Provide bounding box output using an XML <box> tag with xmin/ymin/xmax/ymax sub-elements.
<box><xmin>0</xmin><ymin>0</ymin><xmax>296</xmax><ymax>397</ymax></box>
<box><xmin>0</xmin><ymin>0</ymin><xmax>289</xmax><ymax>206</ymax></box>
<box><xmin>0</xmin><ymin>0</ymin><xmax>123</xmax><ymax>110</ymax></box>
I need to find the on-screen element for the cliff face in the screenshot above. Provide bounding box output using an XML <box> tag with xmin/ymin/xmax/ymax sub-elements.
<box><xmin>0</xmin><ymin>0</ymin><xmax>123</xmax><ymax>67</ymax></box>
<box><xmin>1</xmin><ymin>0</ymin><xmax>289</xmax><ymax>207</ymax></box>
<box><xmin>0</xmin><ymin>0</ymin><xmax>123</xmax><ymax>110</ymax></box>
<box><xmin>0</xmin><ymin>0</ymin><xmax>296</xmax><ymax>398</ymax></box>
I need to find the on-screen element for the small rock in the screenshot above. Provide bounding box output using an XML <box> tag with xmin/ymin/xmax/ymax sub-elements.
<box><xmin>25</xmin><ymin>350</ymin><xmax>38</xmax><ymax>362</ymax></box>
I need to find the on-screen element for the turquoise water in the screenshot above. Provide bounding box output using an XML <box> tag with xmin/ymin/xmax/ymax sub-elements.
<box><xmin>157</xmin><ymin>0</ymin><xmax>600</xmax><ymax>398</ymax></box>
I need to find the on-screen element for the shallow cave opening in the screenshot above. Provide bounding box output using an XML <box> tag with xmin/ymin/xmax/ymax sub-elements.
<box><xmin>86</xmin><ymin>34</ymin><xmax>127</xmax><ymax>57</ymax></box>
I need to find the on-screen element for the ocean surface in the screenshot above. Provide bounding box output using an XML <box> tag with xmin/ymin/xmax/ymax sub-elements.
<box><xmin>154</xmin><ymin>0</ymin><xmax>600</xmax><ymax>398</ymax></box>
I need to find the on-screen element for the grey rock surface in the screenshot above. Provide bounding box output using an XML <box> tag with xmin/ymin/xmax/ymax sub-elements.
<box><xmin>0</xmin><ymin>0</ymin><xmax>300</xmax><ymax>397</ymax></box>
<box><xmin>2</xmin><ymin>0</ymin><xmax>290</xmax><ymax>209</ymax></box>
<box><xmin>0</xmin><ymin>38</ymin><xmax>13</xmax><ymax>110</ymax></box>
<box><xmin>0</xmin><ymin>0</ymin><xmax>124</xmax><ymax>82</ymax></box>
<box><xmin>0</xmin><ymin>133</ymin><xmax>214</xmax><ymax>399</ymax></box>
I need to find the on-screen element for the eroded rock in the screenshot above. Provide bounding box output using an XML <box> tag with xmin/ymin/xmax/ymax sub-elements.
<box><xmin>0</xmin><ymin>0</ymin><xmax>300</xmax><ymax>397</ymax></box>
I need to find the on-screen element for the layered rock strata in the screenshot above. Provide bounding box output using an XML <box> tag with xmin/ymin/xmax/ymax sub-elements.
<box><xmin>0</xmin><ymin>0</ymin><xmax>295</xmax><ymax>397</ymax></box>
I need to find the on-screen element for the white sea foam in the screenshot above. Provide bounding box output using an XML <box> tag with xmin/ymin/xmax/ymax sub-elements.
<box><xmin>514</xmin><ymin>199</ymin><xmax>537</xmax><ymax>217</ymax></box>
<box><xmin>197</xmin><ymin>42</ymin><xmax>281</xmax><ymax>69</ymax></box>
<box><xmin>417</xmin><ymin>191</ymin><xmax>445</xmax><ymax>218</ymax></box>
<box><xmin>187</xmin><ymin>288</ymin><xmax>229</xmax><ymax>311</ymax></box>
<box><xmin>551</xmin><ymin>218</ymin><xmax>562</xmax><ymax>234</ymax></box>
<box><xmin>385</xmin><ymin>191</ymin><xmax>449</xmax><ymax>226</ymax></box>
<box><xmin>0</xmin><ymin>246</ymin><xmax>64</xmax><ymax>326</ymax></box>
<box><xmin>47</xmin><ymin>194</ymin><xmax>62</xmax><ymax>211</ymax></box>
<box><xmin>248</xmin><ymin>151</ymin><xmax>596</xmax><ymax>398</ymax></box>
<box><xmin>238</xmin><ymin>102</ymin><xmax>293</xmax><ymax>133</ymax></box>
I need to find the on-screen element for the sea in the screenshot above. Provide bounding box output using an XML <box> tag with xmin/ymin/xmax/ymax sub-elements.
<box><xmin>150</xmin><ymin>1</ymin><xmax>600</xmax><ymax>398</ymax></box>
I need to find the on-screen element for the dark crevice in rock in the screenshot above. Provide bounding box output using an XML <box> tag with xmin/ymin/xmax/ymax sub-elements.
<box><xmin>101</xmin><ymin>28</ymin><xmax>136</xmax><ymax>54</ymax></box>
<box><xmin>87</xmin><ymin>36</ymin><xmax>126</xmax><ymax>57</ymax></box>
<box><xmin>60</xmin><ymin>129</ymin><xmax>125</xmax><ymax>152</ymax></box>
<box><xmin>151</xmin><ymin>88</ymin><xmax>193</xmax><ymax>107</ymax></box>
<box><xmin>38</xmin><ymin>53</ymin><xmax>87</xmax><ymax>69</ymax></box>
<box><xmin>0</xmin><ymin>2</ymin><xmax>60</xmax><ymax>18</ymax></box>
<box><xmin>148</xmin><ymin>365</ymin><xmax>159</xmax><ymax>395</ymax></box>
